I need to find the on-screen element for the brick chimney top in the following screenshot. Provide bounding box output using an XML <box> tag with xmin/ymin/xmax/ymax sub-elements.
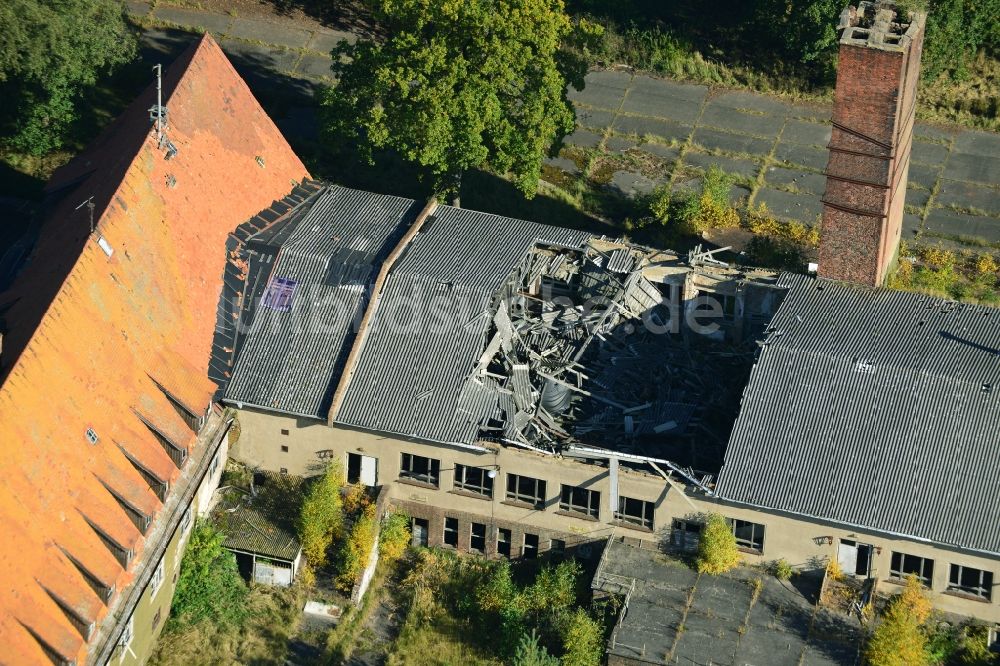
<box><xmin>838</xmin><ymin>2</ymin><xmax>926</xmax><ymax>51</ymax></box>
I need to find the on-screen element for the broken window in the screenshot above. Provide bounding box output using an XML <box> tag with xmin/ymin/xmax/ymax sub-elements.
<box><xmin>550</xmin><ymin>538</ymin><xmax>566</xmax><ymax>558</ymax></box>
<box><xmin>400</xmin><ymin>453</ymin><xmax>440</xmax><ymax>487</ymax></box>
<box><xmin>730</xmin><ymin>519</ymin><xmax>765</xmax><ymax>553</ymax></box>
<box><xmin>506</xmin><ymin>473</ymin><xmax>546</xmax><ymax>508</ymax></box>
<box><xmin>470</xmin><ymin>522</ymin><xmax>486</xmax><ymax>553</ymax></box>
<box><xmin>411</xmin><ymin>518</ymin><xmax>429</xmax><ymax>547</ymax></box>
<box><xmin>948</xmin><ymin>564</ymin><xmax>992</xmax><ymax>601</ymax></box>
<box><xmin>559</xmin><ymin>484</ymin><xmax>600</xmax><ymax>520</ymax></box>
<box><xmin>671</xmin><ymin>519</ymin><xmax>702</xmax><ymax>552</ymax></box>
<box><xmin>890</xmin><ymin>552</ymin><xmax>934</xmax><ymax>587</ymax></box>
<box><xmin>498</xmin><ymin>528</ymin><xmax>511</xmax><ymax>558</ymax></box>
<box><xmin>523</xmin><ymin>533</ymin><xmax>539</xmax><ymax>559</ymax></box>
<box><xmin>454</xmin><ymin>464</ymin><xmax>494</xmax><ymax>498</ymax></box>
<box><xmin>261</xmin><ymin>276</ymin><xmax>298</xmax><ymax>312</ymax></box>
<box><xmin>614</xmin><ymin>496</ymin><xmax>655</xmax><ymax>530</ymax></box>
<box><xmin>443</xmin><ymin>517</ymin><xmax>459</xmax><ymax>547</ymax></box>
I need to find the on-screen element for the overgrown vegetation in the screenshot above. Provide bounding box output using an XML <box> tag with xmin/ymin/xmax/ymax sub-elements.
<box><xmin>888</xmin><ymin>244</ymin><xmax>1000</xmax><ymax>305</ymax></box>
<box><xmin>387</xmin><ymin>549</ymin><xmax>605</xmax><ymax>666</ymax></box>
<box><xmin>336</xmin><ymin>502</ymin><xmax>379</xmax><ymax>592</ymax></box>
<box><xmin>297</xmin><ymin>461</ymin><xmax>346</xmax><ymax>567</ymax></box>
<box><xmin>866</xmin><ymin>576</ymin><xmax>933</xmax><ymax>666</ymax></box>
<box><xmin>168</xmin><ymin>521</ymin><xmax>249</xmax><ymax>628</ymax></box>
<box><xmin>696</xmin><ymin>513</ymin><xmax>740</xmax><ymax>574</ymax></box>
<box><xmin>380</xmin><ymin>511</ymin><xmax>413</xmax><ymax>564</ymax></box>
<box><xmin>646</xmin><ymin>166</ymin><xmax>740</xmax><ymax>236</ymax></box>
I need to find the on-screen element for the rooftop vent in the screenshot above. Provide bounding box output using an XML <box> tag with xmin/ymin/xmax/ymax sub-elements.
<box><xmin>255</xmin><ymin>155</ymin><xmax>265</xmax><ymax>168</ymax></box>
<box><xmin>262</xmin><ymin>277</ymin><xmax>299</xmax><ymax>312</ymax></box>
<box><xmin>97</xmin><ymin>235</ymin><xmax>114</xmax><ymax>258</ymax></box>
<box><xmin>85</xmin><ymin>427</ymin><xmax>99</xmax><ymax>445</ymax></box>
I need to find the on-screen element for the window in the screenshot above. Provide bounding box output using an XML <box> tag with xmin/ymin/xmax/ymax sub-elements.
<box><xmin>890</xmin><ymin>552</ymin><xmax>935</xmax><ymax>587</ymax></box>
<box><xmin>559</xmin><ymin>484</ymin><xmax>600</xmax><ymax>519</ymax></box>
<box><xmin>280</xmin><ymin>429</ymin><xmax>289</xmax><ymax>435</ymax></box>
<box><xmin>671</xmin><ymin>519</ymin><xmax>702</xmax><ymax>552</ymax></box>
<box><xmin>444</xmin><ymin>517</ymin><xmax>459</xmax><ymax>547</ymax></box>
<box><xmin>412</xmin><ymin>518</ymin><xmax>429</xmax><ymax>547</ymax></box>
<box><xmin>150</xmin><ymin>558</ymin><xmax>165</xmax><ymax>595</ymax></box>
<box><xmin>118</xmin><ymin>615</ymin><xmax>134</xmax><ymax>661</ymax></box>
<box><xmin>400</xmin><ymin>453</ymin><xmax>440</xmax><ymax>486</ymax></box>
<box><xmin>506</xmin><ymin>473</ymin><xmax>546</xmax><ymax>508</ymax></box>
<box><xmin>85</xmin><ymin>427</ymin><xmax>99</xmax><ymax>445</ymax></box>
<box><xmin>151</xmin><ymin>608</ymin><xmax>162</xmax><ymax>632</ymax></box>
<box><xmin>614</xmin><ymin>496</ymin><xmax>655</xmax><ymax>530</ymax></box>
<box><xmin>454</xmin><ymin>464</ymin><xmax>494</xmax><ymax>498</ymax></box>
<box><xmin>471</xmin><ymin>522</ymin><xmax>486</xmax><ymax>553</ymax></box>
<box><xmin>948</xmin><ymin>564</ymin><xmax>993</xmax><ymax>601</ymax></box>
<box><xmin>731</xmin><ymin>519</ymin><xmax>765</xmax><ymax>553</ymax></box>
<box><xmin>280</xmin><ymin>445</ymin><xmax>289</xmax><ymax>452</ymax></box>
<box><xmin>523</xmin><ymin>533</ymin><xmax>539</xmax><ymax>559</ymax></box>
<box><xmin>180</xmin><ymin>506</ymin><xmax>193</xmax><ymax>536</ymax></box>
<box><xmin>262</xmin><ymin>276</ymin><xmax>298</xmax><ymax>312</ymax></box>
<box><xmin>498</xmin><ymin>528</ymin><xmax>511</xmax><ymax>558</ymax></box>
<box><xmin>550</xmin><ymin>539</ymin><xmax>566</xmax><ymax>558</ymax></box>
<box><xmin>209</xmin><ymin>452</ymin><xmax>221</xmax><ymax>477</ymax></box>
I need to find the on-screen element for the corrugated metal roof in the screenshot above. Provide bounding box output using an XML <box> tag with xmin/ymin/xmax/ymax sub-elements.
<box><xmin>335</xmin><ymin>205</ymin><xmax>590</xmax><ymax>444</ymax></box>
<box><xmin>716</xmin><ymin>273</ymin><xmax>1000</xmax><ymax>555</ymax></box>
<box><xmin>225</xmin><ymin>186</ymin><xmax>421</xmax><ymax>417</ymax></box>
<box><xmin>217</xmin><ymin>504</ymin><xmax>301</xmax><ymax>562</ymax></box>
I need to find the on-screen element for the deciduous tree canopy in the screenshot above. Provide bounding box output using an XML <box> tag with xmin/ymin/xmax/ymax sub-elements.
<box><xmin>0</xmin><ymin>0</ymin><xmax>135</xmax><ymax>153</ymax></box>
<box><xmin>321</xmin><ymin>0</ymin><xmax>599</xmax><ymax>200</ymax></box>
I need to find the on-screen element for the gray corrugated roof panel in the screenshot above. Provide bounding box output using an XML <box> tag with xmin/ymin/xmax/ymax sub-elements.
<box><xmin>225</xmin><ymin>185</ymin><xmax>422</xmax><ymax>417</ymax></box>
<box><xmin>716</xmin><ymin>273</ymin><xmax>1000</xmax><ymax>555</ymax></box>
<box><xmin>336</xmin><ymin>205</ymin><xmax>590</xmax><ymax>444</ymax></box>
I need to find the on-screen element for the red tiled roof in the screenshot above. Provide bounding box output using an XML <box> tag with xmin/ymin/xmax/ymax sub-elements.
<box><xmin>0</xmin><ymin>34</ymin><xmax>308</xmax><ymax>663</ymax></box>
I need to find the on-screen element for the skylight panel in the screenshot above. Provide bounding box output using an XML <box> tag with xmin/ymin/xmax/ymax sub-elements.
<box><xmin>262</xmin><ymin>276</ymin><xmax>299</xmax><ymax>312</ymax></box>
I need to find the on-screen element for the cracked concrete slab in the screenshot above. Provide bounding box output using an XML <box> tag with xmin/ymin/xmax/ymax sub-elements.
<box><xmin>622</xmin><ymin>90</ymin><xmax>702</xmax><ymax>124</ymax></box>
<box><xmin>568</xmin><ymin>71</ymin><xmax>631</xmax><ymax>109</ymax></box>
<box><xmin>565</xmin><ymin>129</ymin><xmax>603</xmax><ymax>149</ymax></box>
<box><xmin>908</xmin><ymin>163</ymin><xmax>941</xmax><ymax>190</ymax></box>
<box><xmin>228</xmin><ymin>17</ymin><xmax>312</xmax><ymax>48</ymax></box>
<box><xmin>544</xmin><ymin>156</ymin><xmax>580</xmax><ymax>174</ymax></box>
<box><xmin>764</xmin><ymin>167</ymin><xmax>827</xmax><ymax>195</ymax></box>
<box><xmin>692</xmin><ymin>127</ymin><xmax>773</xmax><ymax>156</ymax></box>
<box><xmin>630</xmin><ymin>75</ymin><xmax>709</xmax><ymax>102</ymax></box>
<box><xmin>943</xmin><ymin>153</ymin><xmax>1000</xmax><ymax>185</ymax></box>
<box><xmin>605</xmin><ymin>135</ymin><xmax>638</xmax><ymax>153</ymax></box>
<box><xmin>952</xmin><ymin>130</ymin><xmax>1000</xmax><ymax>158</ymax></box>
<box><xmin>911</xmin><ymin>139</ymin><xmax>950</xmax><ymax>165</ymax></box>
<box><xmin>914</xmin><ymin>124</ymin><xmax>954</xmax><ymax>143</ymax></box>
<box><xmin>306</xmin><ymin>29</ymin><xmax>356</xmax><ymax>53</ymax></box>
<box><xmin>755</xmin><ymin>188</ymin><xmax>824</xmax><ymax>223</ymax></box>
<box><xmin>774</xmin><ymin>143</ymin><xmax>828</xmax><ymax>172</ymax></box>
<box><xmin>780</xmin><ymin>119</ymin><xmax>831</xmax><ymax>147</ymax></box>
<box><xmin>701</xmin><ymin>104</ymin><xmax>784</xmax><ymax>138</ymax></box>
<box><xmin>127</xmin><ymin>1</ymin><xmax>152</xmax><ymax>18</ymax></box>
<box><xmin>639</xmin><ymin>143</ymin><xmax>680</xmax><ymax>162</ymax></box>
<box><xmin>611</xmin><ymin>170</ymin><xmax>663</xmax><ymax>197</ymax></box>
<box><xmin>709</xmin><ymin>90</ymin><xmax>793</xmax><ymax>116</ymax></box>
<box><xmin>295</xmin><ymin>54</ymin><xmax>335</xmax><ymax>80</ymax></box>
<box><xmin>925</xmin><ymin>208</ymin><xmax>1000</xmax><ymax>243</ymax></box>
<box><xmin>935</xmin><ymin>180</ymin><xmax>1000</xmax><ymax>216</ymax></box>
<box><xmin>903</xmin><ymin>213</ymin><xmax>923</xmax><ymax>238</ymax></box>
<box><xmin>683</xmin><ymin>152</ymin><xmax>761</xmax><ymax>179</ymax></box>
<box><xmin>613</xmin><ymin>115</ymin><xmax>692</xmax><ymax>143</ymax></box>
<box><xmin>154</xmin><ymin>6</ymin><xmax>233</xmax><ymax>34</ymax></box>
<box><xmin>905</xmin><ymin>187</ymin><xmax>931</xmax><ymax>209</ymax></box>
<box><xmin>576</xmin><ymin>107</ymin><xmax>615</xmax><ymax>131</ymax></box>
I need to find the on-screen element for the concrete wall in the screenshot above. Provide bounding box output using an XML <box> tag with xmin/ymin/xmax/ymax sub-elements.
<box><xmin>231</xmin><ymin>406</ymin><xmax>1000</xmax><ymax>623</ymax></box>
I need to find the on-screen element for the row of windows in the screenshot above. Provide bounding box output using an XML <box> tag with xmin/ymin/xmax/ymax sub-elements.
<box><xmin>890</xmin><ymin>552</ymin><xmax>995</xmax><ymax>601</ymax></box>
<box><xmin>438</xmin><ymin>516</ymin><xmax>558</xmax><ymax>558</ymax></box>
<box><xmin>671</xmin><ymin>518</ymin><xmax>766</xmax><ymax>554</ymax></box>
<box><xmin>399</xmin><ymin>454</ymin><xmax>657</xmax><ymax>529</ymax></box>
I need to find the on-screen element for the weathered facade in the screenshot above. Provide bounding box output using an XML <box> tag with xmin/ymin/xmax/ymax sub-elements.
<box><xmin>819</xmin><ymin>1</ymin><xmax>925</xmax><ymax>285</ymax></box>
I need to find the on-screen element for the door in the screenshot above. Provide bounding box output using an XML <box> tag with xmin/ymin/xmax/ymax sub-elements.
<box><xmin>838</xmin><ymin>539</ymin><xmax>858</xmax><ymax>574</ymax></box>
<box><xmin>855</xmin><ymin>543</ymin><xmax>874</xmax><ymax>577</ymax></box>
<box><xmin>411</xmin><ymin>518</ymin><xmax>429</xmax><ymax>547</ymax></box>
<box><xmin>359</xmin><ymin>455</ymin><xmax>377</xmax><ymax>486</ymax></box>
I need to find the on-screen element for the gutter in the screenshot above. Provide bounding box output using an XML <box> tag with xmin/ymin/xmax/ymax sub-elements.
<box><xmin>90</xmin><ymin>412</ymin><xmax>233</xmax><ymax>665</ymax></box>
<box><xmin>326</xmin><ymin>198</ymin><xmax>439</xmax><ymax>424</ymax></box>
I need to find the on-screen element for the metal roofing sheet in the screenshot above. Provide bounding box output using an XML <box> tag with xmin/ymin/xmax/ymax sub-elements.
<box><xmin>225</xmin><ymin>186</ymin><xmax>420</xmax><ymax>417</ymax></box>
<box><xmin>716</xmin><ymin>272</ymin><xmax>1000</xmax><ymax>555</ymax></box>
<box><xmin>336</xmin><ymin>205</ymin><xmax>590</xmax><ymax>444</ymax></box>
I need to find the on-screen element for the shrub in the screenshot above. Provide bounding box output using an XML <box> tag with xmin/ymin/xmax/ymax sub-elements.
<box><xmin>379</xmin><ymin>511</ymin><xmax>411</xmax><ymax>564</ymax></box>
<box><xmin>771</xmin><ymin>558</ymin><xmax>795</xmax><ymax>581</ymax></box>
<box><xmin>336</xmin><ymin>503</ymin><xmax>379</xmax><ymax>592</ymax></box>
<box><xmin>296</xmin><ymin>461</ymin><xmax>345</xmax><ymax>567</ymax></box>
<box><xmin>343</xmin><ymin>482</ymin><xmax>370</xmax><ymax>515</ymax></box>
<box><xmin>169</xmin><ymin>521</ymin><xmax>248</xmax><ymax>628</ymax></box>
<box><xmin>826</xmin><ymin>558</ymin><xmax>844</xmax><ymax>582</ymax></box>
<box><xmin>696</xmin><ymin>514</ymin><xmax>741</xmax><ymax>574</ymax></box>
<box><xmin>974</xmin><ymin>253</ymin><xmax>999</xmax><ymax>275</ymax></box>
<box><xmin>648</xmin><ymin>166</ymin><xmax>738</xmax><ymax>235</ymax></box>
<box><xmin>865</xmin><ymin>575</ymin><xmax>932</xmax><ymax>666</ymax></box>
<box><xmin>919</xmin><ymin>246</ymin><xmax>955</xmax><ymax>269</ymax></box>
<box><xmin>559</xmin><ymin>608</ymin><xmax>604</xmax><ymax>666</ymax></box>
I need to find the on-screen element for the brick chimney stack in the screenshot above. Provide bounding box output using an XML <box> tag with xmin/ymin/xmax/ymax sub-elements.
<box><xmin>818</xmin><ymin>1</ymin><xmax>926</xmax><ymax>286</ymax></box>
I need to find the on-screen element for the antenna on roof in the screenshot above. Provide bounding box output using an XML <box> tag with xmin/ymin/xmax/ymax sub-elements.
<box><xmin>148</xmin><ymin>64</ymin><xmax>168</xmax><ymax>142</ymax></box>
<box><xmin>75</xmin><ymin>196</ymin><xmax>96</xmax><ymax>234</ymax></box>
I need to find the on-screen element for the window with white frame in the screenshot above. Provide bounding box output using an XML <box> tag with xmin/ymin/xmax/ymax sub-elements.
<box><xmin>890</xmin><ymin>551</ymin><xmax>935</xmax><ymax>587</ymax></box>
<box><xmin>150</xmin><ymin>558</ymin><xmax>165</xmax><ymax>595</ymax></box>
<box><xmin>180</xmin><ymin>506</ymin><xmax>193</xmax><ymax>536</ymax></box>
<box><xmin>948</xmin><ymin>564</ymin><xmax>993</xmax><ymax>601</ymax></box>
<box><xmin>118</xmin><ymin>615</ymin><xmax>134</xmax><ymax>661</ymax></box>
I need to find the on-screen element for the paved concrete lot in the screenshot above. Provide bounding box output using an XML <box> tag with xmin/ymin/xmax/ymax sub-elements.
<box><xmin>593</xmin><ymin>539</ymin><xmax>864</xmax><ymax>666</ymax></box>
<box><xmin>133</xmin><ymin>1</ymin><xmax>1000</xmax><ymax>252</ymax></box>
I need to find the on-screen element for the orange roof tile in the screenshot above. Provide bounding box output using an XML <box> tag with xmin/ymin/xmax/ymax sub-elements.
<box><xmin>0</xmin><ymin>34</ymin><xmax>308</xmax><ymax>664</ymax></box>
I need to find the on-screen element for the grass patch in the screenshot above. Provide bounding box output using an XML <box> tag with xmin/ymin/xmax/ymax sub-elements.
<box><xmin>387</xmin><ymin>610</ymin><xmax>503</xmax><ymax>666</ymax></box>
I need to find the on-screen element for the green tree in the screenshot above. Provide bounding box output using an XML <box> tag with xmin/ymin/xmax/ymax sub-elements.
<box><xmin>754</xmin><ymin>0</ymin><xmax>842</xmax><ymax>80</ymax></box>
<box><xmin>379</xmin><ymin>511</ymin><xmax>412</xmax><ymax>564</ymax></box>
<box><xmin>865</xmin><ymin>576</ymin><xmax>932</xmax><ymax>666</ymax></box>
<box><xmin>296</xmin><ymin>461</ymin><xmax>345</xmax><ymax>567</ymax></box>
<box><xmin>335</xmin><ymin>503</ymin><xmax>380</xmax><ymax>591</ymax></box>
<box><xmin>696</xmin><ymin>513</ymin><xmax>741</xmax><ymax>574</ymax></box>
<box><xmin>169</xmin><ymin>521</ymin><xmax>248</xmax><ymax>628</ymax></box>
<box><xmin>321</xmin><ymin>0</ymin><xmax>597</xmax><ymax>202</ymax></box>
<box><xmin>0</xmin><ymin>0</ymin><xmax>136</xmax><ymax>154</ymax></box>
<box><xmin>559</xmin><ymin>607</ymin><xmax>604</xmax><ymax>666</ymax></box>
<box><xmin>513</xmin><ymin>629</ymin><xmax>560</xmax><ymax>666</ymax></box>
